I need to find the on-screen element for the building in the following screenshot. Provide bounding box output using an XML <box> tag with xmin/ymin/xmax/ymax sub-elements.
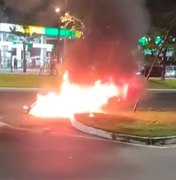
<box><xmin>0</xmin><ymin>23</ymin><xmax>81</xmax><ymax>70</ymax></box>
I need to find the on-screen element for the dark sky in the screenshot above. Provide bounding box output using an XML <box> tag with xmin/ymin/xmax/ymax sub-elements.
<box><xmin>2</xmin><ymin>0</ymin><xmax>176</xmax><ymax>39</ymax></box>
<box><xmin>3</xmin><ymin>0</ymin><xmax>176</xmax><ymax>25</ymax></box>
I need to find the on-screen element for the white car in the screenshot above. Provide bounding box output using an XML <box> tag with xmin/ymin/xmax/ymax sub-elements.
<box><xmin>165</xmin><ymin>66</ymin><xmax>176</xmax><ymax>77</ymax></box>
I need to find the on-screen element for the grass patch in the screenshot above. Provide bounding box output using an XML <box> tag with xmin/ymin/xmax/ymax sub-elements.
<box><xmin>0</xmin><ymin>74</ymin><xmax>60</xmax><ymax>88</ymax></box>
<box><xmin>0</xmin><ymin>74</ymin><xmax>175</xmax><ymax>89</ymax></box>
<box><xmin>76</xmin><ymin>111</ymin><xmax>176</xmax><ymax>137</ymax></box>
<box><xmin>148</xmin><ymin>79</ymin><xmax>176</xmax><ymax>89</ymax></box>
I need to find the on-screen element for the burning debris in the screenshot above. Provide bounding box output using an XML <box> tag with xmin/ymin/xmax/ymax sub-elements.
<box><xmin>29</xmin><ymin>72</ymin><xmax>130</xmax><ymax>118</ymax></box>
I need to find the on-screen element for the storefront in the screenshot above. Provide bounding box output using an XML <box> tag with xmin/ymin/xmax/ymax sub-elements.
<box><xmin>0</xmin><ymin>23</ymin><xmax>81</xmax><ymax>70</ymax></box>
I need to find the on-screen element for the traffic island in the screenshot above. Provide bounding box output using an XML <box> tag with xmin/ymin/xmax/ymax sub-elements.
<box><xmin>71</xmin><ymin>111</ymin><xmax>176</xmax><ymax>146</ymax></box>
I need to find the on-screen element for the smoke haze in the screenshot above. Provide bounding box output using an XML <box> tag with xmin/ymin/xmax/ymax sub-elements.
<box><xmin>63</xmin><ymin>0</ymin><xmax>150</xmax><ymax>85</ymax></box>
<box><xmin>115</xmin><ymin>0</ymin><xmax>150</xmax><ymax>47</ymax></box>
<box><xmin>5</xmin><ymin>0</ymin><xmax>64</xmax><ymax>25</ymax></box>
<box><xmin>5</xmin><ymin>0</ymin><xmax>42</xmax><ymax>14</ymax></box>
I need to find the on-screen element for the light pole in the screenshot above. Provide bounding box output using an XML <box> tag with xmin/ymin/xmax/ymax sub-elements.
<box><xmin>55</xmin><ymin>7</ymin><xmax>62</xmax><ymax>63</ymax></box>
<box><xmin>54</xmin><ymin>6</ymin><xmax>68</xmax><ymax>64</ymax></box>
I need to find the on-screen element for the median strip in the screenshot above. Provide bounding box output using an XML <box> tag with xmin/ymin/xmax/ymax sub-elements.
<box><xmin>71</xmin><ymin>111</ymin><xmax>176</xmax><ymax>146</ymax></box>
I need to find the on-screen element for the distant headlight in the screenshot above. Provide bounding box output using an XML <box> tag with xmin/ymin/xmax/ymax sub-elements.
<box><xmin>136</xmin><ymin>72</ymin><xmax>141</xmax><ymax>75</ymax></box>
<box><xmin>165</xmin><ymin>71</ymin><xmax>176</xmax><ymax>77</ymax></box>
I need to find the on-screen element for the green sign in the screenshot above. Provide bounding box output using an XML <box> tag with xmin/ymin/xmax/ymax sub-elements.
<box><xmin>45</xmin><ymin>27</ymin><xmax>59</xmax><ymax>37</ymax></box>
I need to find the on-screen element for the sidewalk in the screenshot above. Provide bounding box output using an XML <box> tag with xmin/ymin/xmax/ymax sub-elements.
<box><xmin>0</xmin><ymin>68</ymin><xmax>42</xmax><ymax>75</ymax></box>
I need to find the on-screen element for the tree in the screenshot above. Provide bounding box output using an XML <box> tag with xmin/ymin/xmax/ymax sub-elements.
<box><xmin>60</xmin><ymin>12</ymin><xmax>85</xmax><ymax>37</ymax></box>
<box><xmin>139</xmin><ymin>1</ymin><xmax>176</xmax><ymax>79</ymax></box>
<box><xmin>139</xmin><ymin>24</ymin><xmax>176</xmax><ymax>79</ymax></box>
<box><xmin>10</xmin><ymin>25</ymin><xmax>37</xmax><ymax>72</ymax></box>
<box><xmin>58</xmin><ymin>12</ymin><xmax>85</xmax><ymax>63</ymax></box>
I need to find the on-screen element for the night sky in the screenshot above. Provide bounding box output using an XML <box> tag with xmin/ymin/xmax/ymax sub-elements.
<box><xmin>2</xmin><ymin>0</ymin><xmax>176</xmax><ymax>46</ymax></box>
<box><xmin>0</xmin><ymin>0</ymin><xmax>175</xmax><ymax>45</ymax></box>
<box><xmin>3</xmin><ymin>0</ymin><xmax>176</xmax><ymax>27</ymax></box>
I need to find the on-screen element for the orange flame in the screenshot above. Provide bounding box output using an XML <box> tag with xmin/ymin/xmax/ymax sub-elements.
<box><xmin>29</xmin><ymin>72</ymin><xmax>128</xmax><ymax>118</ymax></box>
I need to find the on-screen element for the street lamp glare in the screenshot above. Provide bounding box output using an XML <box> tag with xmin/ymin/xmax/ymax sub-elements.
<box><xmin>55</xmin><ymin>7</ymin><xmax>61</xmax><ymax>13</ymax></box>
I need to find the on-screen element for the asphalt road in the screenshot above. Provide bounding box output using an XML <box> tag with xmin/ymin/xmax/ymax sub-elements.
<box><xmin>138</xmin><ymin>90</ymin><xmax>176</xmax><ymax>110</ymax></box>
<box><xmin>0</xmin><ymin>90</ymin><xmax>176</xmax><ymax>180</ymax></box>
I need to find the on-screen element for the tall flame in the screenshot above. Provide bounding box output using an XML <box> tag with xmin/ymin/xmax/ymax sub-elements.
<box><xmin>29</xmin><ymin>72</ymin><xmax>128</xmax><ymax>118</ymax></box>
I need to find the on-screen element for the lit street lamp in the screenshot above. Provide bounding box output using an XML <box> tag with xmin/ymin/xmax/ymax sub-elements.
<box><xmin>55</xmin><ymin>7</ymin><xmax>61</xmax><ymax>13</ymax></box>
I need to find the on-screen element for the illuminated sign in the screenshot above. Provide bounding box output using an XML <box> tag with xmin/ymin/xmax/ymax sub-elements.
<box><xmin>0</xmin><ymin>23</ymin><xmax>82</xmax><ymax>38</ymax></box>
<box><xmin>45</xmin><ymin>27</ymin><xmax>59</xmax><ymax>37</ymax></box>
<box><xmin>29</xmin><ymin>26</ymin><xmax>45</xmax><ymax>35</ymax></box>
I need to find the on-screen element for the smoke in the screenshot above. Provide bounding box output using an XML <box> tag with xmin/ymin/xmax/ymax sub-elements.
<box><xmin>63</xmin><ymin>0</ymin><xmax>150</xmax><ymax>86</ymax></box>
<box><xmin>114</xmin><ymin>0</ymin><xmax>150</xmax><ymax>47</ymax></box>
<box><xmin>5</xmin><ymin>0</ymin><xmax>63</xmax><ymax>25</ymax></box>
<box><xmin>5</xmin><ymin>0</ymin><xmax>42</xmax><ymax>14</ymax></box>
<box><xmin>64</xmin><ymin>39</ymin><xmax>137</xmax><ymax>85</ymax></box>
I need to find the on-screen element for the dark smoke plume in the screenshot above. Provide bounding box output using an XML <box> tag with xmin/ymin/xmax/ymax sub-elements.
<box><xmin>64</xmin><ymin>39</ymin><xmax>137</xmax><ymax>85</ymax></box>
<box><xmin>5</xmin><ymin>0</ymin><xmax>63</xmax><ymax>26</ymax></box>
<box><xmin>5</xmin><ymin>0</ymin><xmax>42</xmax><ymax>14</ymax></box>
<box><xmin>63</xmin><ymin>0</ymin><xmax>150</xmax><ymax>85</ymax></box>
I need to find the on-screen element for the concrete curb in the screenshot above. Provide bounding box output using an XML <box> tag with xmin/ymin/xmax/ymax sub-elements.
<box><xmin>0</xmin><ymin>122</ymin><xmax>41</xmax><ymax>136</ymax></box>
<box><xmin>0</xmin><ymin>87</ymin><xmax>61</xmax><ymax>93</ymax></box>
<box><xmin>0</xmin><ymin>122</ymin><xmax>11</xmax><ymax>128</ymax></box>
<box><xmin>0</xmin><ymin>87</ymin><xmax>41</xmax><ymax>92</ymax></box>
<box><xmin>71</xmin><ymin>118</ymin><xmax>176</xmax><ymax>146</ymax></box>
<box><xmin>148</xmin><ymin>89</ymin><xmax>176</xmax><ymax>93</ymax></box>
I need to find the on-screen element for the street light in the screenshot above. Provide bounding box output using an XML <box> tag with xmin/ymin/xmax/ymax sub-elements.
<box><xmin>54</xmin><ymin>7</ymin><xmax>63</xmax><ymax>65</ymax></box>
<box><xmin>55</xmin><ymin>7</ymin><xmax>61</xmax><ymax>13</ymax></box>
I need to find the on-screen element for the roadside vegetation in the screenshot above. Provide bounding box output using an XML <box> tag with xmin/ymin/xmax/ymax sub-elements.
<box><xmin>0</xmin><ymin>74</ymin><xmax>60</xmax><ymax>88</ymax></box>
<box><xmin>147</xmin><ymin>78</ymin><xmax>176</xmax><ymax>89</ymax></box>
<box><xmin>0</xmin><ymin>74</ymin><xmax>176</xmax><ymax>89</ymax></box>
<box><xmin>76</xmin><ymin>111</ymin><xmax>176</xmax><ymax>137</ymax></box>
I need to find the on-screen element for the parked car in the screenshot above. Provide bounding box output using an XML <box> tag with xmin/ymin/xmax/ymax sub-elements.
<box><xmin>165</xmin><ymin>66</ymin><xmax>176</xmax><ymax>77</ymax></box>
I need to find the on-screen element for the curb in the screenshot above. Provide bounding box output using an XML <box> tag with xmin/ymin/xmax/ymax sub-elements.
<box><xmin>0</xmin><ymin>122</ymin><xmax>41</xmax><ymax>136</ymax></box>
<box><xmin>0</xmin><ymin>87</ymin><xmax>61</xmax><ymax>93</ymax></box>
<box><xmin>0</xmin><ymin>122</ymin><xmax>11</xmax><ymax>128</ymax></box>
<box><xmin>148</xmin><ymin>89</ymin><xmax>176</xmax><ymax>93</ymax></box>
<box><xmin>0</xmin><ymin>87</ymin><xmax>41</xmax><ymax>92</ymax></box>
<box><xmin>71</xmin><ymin>118</ymin><xmax>176</xmax><ymax>146</ymax></box>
